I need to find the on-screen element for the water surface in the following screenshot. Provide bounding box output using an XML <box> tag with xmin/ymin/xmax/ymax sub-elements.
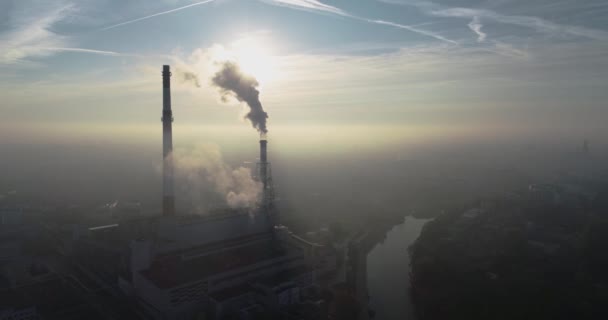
<box><xmin>367</xmin><ymin>217</ymin><xmax>430</xmax><ymax>320</ymax></box>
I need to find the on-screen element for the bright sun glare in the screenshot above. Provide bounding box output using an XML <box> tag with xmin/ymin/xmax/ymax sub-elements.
<box><xmin>230</xmin><ymin>37</ymin><xmax>277</xmax><ymax>85</ymax></box>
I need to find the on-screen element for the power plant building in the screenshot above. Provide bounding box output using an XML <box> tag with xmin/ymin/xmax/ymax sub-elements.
<box><xmin>69</xmin><ymin>65</ymin><xmax>341</xmax><ymax>320</ymax></box>
<box><xmin>127</xmin><ymin>213</ymin><xmax>319</xmax><ymax>319</ymax></box>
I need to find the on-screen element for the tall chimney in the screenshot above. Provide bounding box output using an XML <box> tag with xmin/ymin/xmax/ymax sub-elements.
<box><xmin>259</xmin><ymin>137</ymin><xmax>277</xmax><ymax>226</ymax></box>
<box><xmin>260</xmin><ymin>138</ymin><xmax>268</xmax><ymax>191</ymax></box>
<box><xmin>162</xmin><ymin>65</ymin><xmax>175</xmax><ymax>216</ymax></box>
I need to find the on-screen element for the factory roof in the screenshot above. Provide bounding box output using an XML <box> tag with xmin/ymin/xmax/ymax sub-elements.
<box><xmin>208</xmin><ymin>283</ymin><xmax>253</xmax><ymax>302</ymax></box>
<box><xmin>142</xmin><ymin>240</ymin><xmax>293</xmax><ymax>289</ymax></box>
<box><xmin>164</xmin><ymin>231</ymin><xmax>271</xmax><ymax>259</ymax></box>
<box><xmin>175</xmin><ymin>209</ymin><xmax>254</xmax><ymax>225</ymax></box>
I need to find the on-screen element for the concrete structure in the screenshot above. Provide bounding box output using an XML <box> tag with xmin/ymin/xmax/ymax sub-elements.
<box><xmin>72</xmin><ymin>210</ymin><xmax>337</xmax><ymax>319</ymax></box>
<box><xmin>257</xmin><ymin>137</ymin><xmax>277</xmax><ymax>227</ymax></box>
<box><xmin>88</xmin><ymin>206</ymin><xmax>341</xmax><ymax>319</ymax></box>
<box><xmin>260</xmin><ymin>139</ymin><xmax>268</xmax><ymax>189</ymax></box>
<box><xmin>125</xmin><ymin>215</ymin><xmax>318</xmax><ymax>319</ymax></box>
<box><xmin>162</xmin><ymin>65</ymin><xmax>175</xmax><ymax>216</ymax></box>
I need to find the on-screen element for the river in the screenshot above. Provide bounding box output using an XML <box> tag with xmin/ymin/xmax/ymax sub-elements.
<box><xmin>366</xmin><ymin>216</ymin><xmax>430</xmax><ymax>320</ymax></box>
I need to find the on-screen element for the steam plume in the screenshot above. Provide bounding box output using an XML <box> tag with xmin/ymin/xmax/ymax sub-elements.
<box><xmin>173</xmin><ymin>144</ymin><xmax>262</xmax><ymax>210</ymax></box>
<box><xmin>212</xmin><ymin>61</ymin><xmax>268</xmax><ymax>134</ymax></box>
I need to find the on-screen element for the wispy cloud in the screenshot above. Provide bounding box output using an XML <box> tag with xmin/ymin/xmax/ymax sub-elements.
<box><xmin>488</xmin><ymin>41</ymin><xmax>528</xmax><ymax>59</ymax></box>
<box><xmin>0</xmin><ymin>3</ymin><xmax>72</xmax><ymax>64</ymax></box>
<box><xmin>369</xmin><ymin>19</ymin><xmax>456</xmax><ymax>44</ymax></box>
<box><xmin>468</xmin><ymin>16</ymin><xmax>486</xmax><ymax>42</ymax></box>
<box><xmin>100</xmin><ymin>0</ymin><xmax>216</xmax><ymax>31</ymax></box>
<box><xmin>253</xmin><ymin>40</ymin><xmax>608</xmax><ymax>123</ymax></box>
<box><xmin>260</xmin><ymin>0</ymin><xmax>457</xmax><ymax>44</ymax></box>
<box><xmin>260</xmin><ymin>0</ymin><xmax>345</xmax><ymax>15</ymax></box>
<box><xmin>430</xmin><ymin>7</ymin><xmax>608</xmax><ymax>41</ymax></box>
<box><xmin>383</xmin><ymin>0</ymin><xmax>608</xmax><ymax>42</ymax></box>
<box><xmin>0</xmin><ymin>1</ymin><xmax>128</xmax><ymax>65</ymax></box>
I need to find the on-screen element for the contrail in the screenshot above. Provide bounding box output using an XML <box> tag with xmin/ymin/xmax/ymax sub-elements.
<box><xmin>365</xmin><ymin>19</ymin><xmax>457</xmax><ymax>44</ymax></box>
<box><xmin>260</xmin><ymin>0</ymin><xmax>456</xmax><ymax>44</ymax></box>
<box><xmin>391</xmin><ymin>0</ymin><xmax>608</xmax><ymax>42</ymax></box>
<box><xmin>101</xmin><ymin>0</ymin><xmax>216</xmax><ymax>31</ymax></box>
<box><xmin>39</xmin><ymin>47</ymin><xmax>121</xmax><ymax>56</ymax></box>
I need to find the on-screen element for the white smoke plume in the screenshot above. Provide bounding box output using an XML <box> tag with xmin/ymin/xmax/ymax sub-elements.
<box><xmin>172</xmin><ymin>144</ymin><xmax>262</xmax><ymax>210</ymax></box>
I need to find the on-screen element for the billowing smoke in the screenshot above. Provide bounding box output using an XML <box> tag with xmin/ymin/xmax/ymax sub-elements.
<box><xmin>173</xmin><ymin>144</ymin><xmax>262</xmax><ymax>210</ymax></box>
<box><xmin>175</xmin><ymin>68</ymin><xmax>201</xmax><ymax>87</ymax></box>
<box><xmin>212</xmin><ymin>61</ymin><xmax>268</xmax><ymax>134</ymax></box>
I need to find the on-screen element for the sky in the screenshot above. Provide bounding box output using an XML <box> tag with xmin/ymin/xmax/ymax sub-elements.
<box><xmin>1</xmin><ymin>0</ymin><xmax>607</xmax><ymax>146</ymax></box>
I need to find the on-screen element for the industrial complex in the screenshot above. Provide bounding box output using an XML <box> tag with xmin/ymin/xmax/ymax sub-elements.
<box><xmin>0</xmin><ymin>65</ymin><xmax>374</xmax><ymax>320</ymax></box>
<box><xmin>62</xmin><ymin>66</ymin><xmax>355</xmax><ymax>320</ymax></box>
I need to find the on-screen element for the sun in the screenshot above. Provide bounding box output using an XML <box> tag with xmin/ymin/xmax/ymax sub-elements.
<box><xmin>231</xmin><ymin>37</ymin><xmax>277</xmax><ymax>85</ymax></box>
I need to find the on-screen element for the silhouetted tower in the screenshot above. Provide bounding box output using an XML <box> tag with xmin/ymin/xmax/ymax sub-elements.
<box><xmin>257</xmin><ymin>135</ymin><xmax>276</xmax><ymax>224</ymax></box>
<box><xmin>162</xmin><ymin>65</ymin><xmax>175</xmax><ymax>216</ymax></box>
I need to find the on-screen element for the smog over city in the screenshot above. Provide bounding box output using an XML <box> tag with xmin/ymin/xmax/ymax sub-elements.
<box><xmin>1</xmin><ymin>1</ymin><xmax>608</xmax><ymax>320</ymax></box>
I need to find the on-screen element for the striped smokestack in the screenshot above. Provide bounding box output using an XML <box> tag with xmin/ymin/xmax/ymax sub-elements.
<box><xmin>162</xmin><ymin>65</ymin><xmax>175</xmax><ymax>216</ymax></box>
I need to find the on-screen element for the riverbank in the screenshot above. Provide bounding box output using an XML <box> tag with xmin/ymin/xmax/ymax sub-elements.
<box><xmin>409</xmin><ymin>181</ymin><xmax>608</xmax><ymax>320</ymax></box>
